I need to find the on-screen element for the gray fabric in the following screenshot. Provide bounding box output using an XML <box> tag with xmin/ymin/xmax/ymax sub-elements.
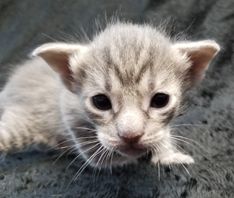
<box><xmin>0</xmin><ymin>0</ymin><xmax>234</xmax><ymax>197</ymax></box>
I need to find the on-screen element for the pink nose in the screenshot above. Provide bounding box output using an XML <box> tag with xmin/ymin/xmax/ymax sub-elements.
<box><xmin>118</xmin><ymin>133</ymin><xmax>143</xmax><ymax>144</ymax></box>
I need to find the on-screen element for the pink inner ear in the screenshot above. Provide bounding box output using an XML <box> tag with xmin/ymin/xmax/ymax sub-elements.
<box><xmin>39</xmin><ymin>51</ymin><xmax>74</xmax><ymax>90</ymax></box>
<box><xmin>32</xmin><ymin>43</ymin><xmax>86</xmax><ymax>92</ymax></box>
<box><xmin>174</xmin><ymin>41</ymin><xmax>220</xmax><ymax>87</ymax></box>
<box><xmin>187</xmin><ymin>47</ymin><xmax>218</xmax><ymax>84</ymax></box>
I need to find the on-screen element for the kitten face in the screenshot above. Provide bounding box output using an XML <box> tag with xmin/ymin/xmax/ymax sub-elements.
<box><xmin>33</xmin><ymin>23</ymin><xmax>220</xmax><ymax>166</ymax></box>
<box><xmin>68</xmin><ymin>25</ymin><xmax>190</xmax><ymax>164</ymax></box>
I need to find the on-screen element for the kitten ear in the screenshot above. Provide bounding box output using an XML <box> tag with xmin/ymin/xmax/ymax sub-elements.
<box><xmin>174</xmin><ymin>40</ymin><xmax>220</xmax><ymax>86</ymax></box>
<box><xmin>32</xmin><ymin>43</ymin><xmax>84</xmax><ymax>91</ymax></box>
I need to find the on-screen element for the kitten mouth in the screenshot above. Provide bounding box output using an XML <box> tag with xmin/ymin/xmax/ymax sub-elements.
<box><xmin>118</xmin><ymin>146</ymin><xmax>147</xmax><ymax>158</ymax></box>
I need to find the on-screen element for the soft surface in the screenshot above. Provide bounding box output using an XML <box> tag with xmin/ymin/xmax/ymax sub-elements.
<box><xmin>0</xmin><ymin>0</ymin><xmax>234</xmax><ymax>197</ymax></box>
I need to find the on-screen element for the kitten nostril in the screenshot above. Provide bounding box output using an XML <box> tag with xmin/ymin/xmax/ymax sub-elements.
<box><xmin>118</xmin><ymin>133</ymin><xmax>143</xmax><ymax>144</ymax></box>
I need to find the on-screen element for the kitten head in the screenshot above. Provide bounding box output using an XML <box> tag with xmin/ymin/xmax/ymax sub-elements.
<box><xmin>32</xmin><ymin>23</ymin><xmax>220</xmax><ymax>166</ymax></box>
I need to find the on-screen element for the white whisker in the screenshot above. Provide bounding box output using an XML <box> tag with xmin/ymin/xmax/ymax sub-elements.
<box><xmin>46</xmin><ymin>139</ymin><xmax>76</xmax><ymax>151</ymax></box>
<box><xmin>75</xmin><ymin>140</ymin><xmax>100</xmax><ymax>147</ymax></box>
<box><xmin>53</xmin><ymin>146</ymin><xmax>74</xmax><ymax>165</ymax></box>
<box><xmin>171</xmin><ymin>135</ymin><xmax>204</xmax><ymax>148</ymax></box>
<box><xmin>73</xmin><ymin>126</ymin><xmax>97</xmax><ymax>131</ymax></box>
<box><xmin>94</xmin><ymin>147</ymin><xmax>108</xmax><ymax>181</ymax></box>
<box><xmin>170</xmin><ymin>141</ymin><xmax>188</xmax><ymax>155</ymax></box>
<box><xmin>106</xmin><ymin>149</ymin><xmax>113</xmax><ymax>172</ymax></box>
<box><xmin>170</xmin><ymin>136</ymin><xmax>209</xmax><ymax>154</ymax></box>
<box><xmin>74</xmin><ymin>136</ymin><xmax>97</xmax><ymax>140</ymax></box>
<box><xmin>74</xmin><ymin>146</ymin><xmax>104</xmax><ymax>180</ymax></box>
<box><xmin>66</xmin><ymin>147</ymin><xmax>79</xmax><ymax>157</ymax></box>
<box><xmin>102</xmin><ymin>149</ymin><xmax>111</xmax><ymax>169</ymax></box>
<box><xmin>109</xmin><ymin>149</ymin><xmax>114</xmax><ymax>173</ymax></box>
<box><xmin>158</xmin><ymin>161</ymin><xmax>160</xmax><ymax>181</ymax></box>
<box><xmin>181</xmin><ymin>163</ymin><xmax>191</xmax><ymax>176</ymax></box>
<box><xmin>67</xmin><ymin>144</ymin><xmax>103</xmax><ymax>186</ymax></box>
<box><xmin>66</xmin><ymin>142</ymin><xmax>101</xmax><ymax>171</ymax></box>
<box><xmin>150</xmin><ymin>144</ymin><xmax>161</xmax><ymax>181</ymax></box>
<box><xmin>172</xmin><ymin>123</ymin><xmax>209</xmax><ymax>128</ymax></box>
<box><xmin>159</xmin><ymin>141</ymin><xmax>181</xmax><ymax>155</ymax></box>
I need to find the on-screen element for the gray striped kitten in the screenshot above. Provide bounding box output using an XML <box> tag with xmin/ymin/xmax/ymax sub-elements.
<box><xmin>0</xmin><ymin>22</ymin><xmax>219</xmax><ymax>167</ymax></box>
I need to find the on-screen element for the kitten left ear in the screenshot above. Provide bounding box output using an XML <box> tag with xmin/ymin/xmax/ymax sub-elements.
<box><xmin>32</xmin><ymin>43</ymin><xmax>85</xmax><ymax>91</ymax></box>
<box><xmin>174</xmin><ymin>40</ymin><xmax>220</xmax><ymax>86</ymax></box>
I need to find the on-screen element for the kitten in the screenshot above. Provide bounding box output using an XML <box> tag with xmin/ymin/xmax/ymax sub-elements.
<box><xmin>0</xmin><ymin>22</ymin><xmax>219</xmax><ymax>167</ymax></box>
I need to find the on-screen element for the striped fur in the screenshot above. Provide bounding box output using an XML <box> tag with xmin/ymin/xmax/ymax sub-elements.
<box><xmin>0</xmin><ymin>22</ymin><xmax>219</xmax><ymax>166</ymax></box>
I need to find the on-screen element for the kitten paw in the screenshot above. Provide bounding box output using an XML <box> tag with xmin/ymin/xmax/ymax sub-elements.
<box><xmin>151</xmin><ymin>152</ymin><xmax>194</xmax><ymax>165</ymax></box>
<box><xmin>160</xmin><ymin>152</ymin><xmax>194</xmax><ymax>165</ymax></box>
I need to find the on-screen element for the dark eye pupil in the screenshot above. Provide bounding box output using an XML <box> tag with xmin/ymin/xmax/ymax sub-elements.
<box><xmin>151</xmin><ymin>93</ymin><xmax>169</xmax><ymax>108</ymax></box>
<box><xmin>92</xmin><ymin>94</ymin><xmax>112</xmax><ymax>110</ymax></box>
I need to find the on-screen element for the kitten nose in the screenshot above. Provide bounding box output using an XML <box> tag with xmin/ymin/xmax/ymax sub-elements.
<box><xmin>118</xmin><ymin>132</ymin><xmax>143</xmax><ymax>144</ymax></box>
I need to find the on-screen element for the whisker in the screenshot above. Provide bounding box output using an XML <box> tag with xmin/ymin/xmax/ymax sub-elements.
<box><xmin>158</xmin><ymin>161</ymin><xmax>161</xmax><ymax>181</ymax></box>
<box><xmin>97</xmin><ymin>150</ymin><xmax>106</xmax><ymax>167</ymax></box>
<box><xmin>154</xmin><ymin>143</ymin><xmax>164</xmax><ymax>156</ymax></box>
<box><xmin>171</xmin><ymin>135</ymin><xmax>204</xmax><ymax>147</ymax></box>
<box><xmin>170</xmin><ymin>136</ymin><xmax>209</xmax><ymax>154</ymax></box>
<box><xmin>94</xmin><ymin>147</ymin><xmax>108</xmax><ymax>181</ymax></box>
<box><xmin>73</xmin><ymin>126</ymin><xmax>97</xmax><ymax>132</ymax></box>
<box><xmin>171</xmin><ymin>123</ymin><xmax>209</xmax><ymax>128</ymax></box>
<box><xmin>106</xmin><ymin>149</ymin><xmax>113</xmax><ymax>172</ymax></box>
<box><xmin>159</xmin><ymin>141</ymin><xmax>183</xmax><ymax>156</ymax></box>
<box><xmin>170</xmin><ymin>136</ymin><xmax>210</xmax><ymax>159</ymax></box>
<box><xmin>150</xmin><ymin>144</ymin><xmax>161</xmax><ymax>181</ymax></box>
<box><xmin>61</xmin><ymin>140</ymin><xmax>100</xmax><ymax>155</ymax></box>
<box><xmin>109</xmin><ymin>149</ymin><xmax>114</xmax><ymax>173</ymax></box>
<box><xmin>46</xmin><ymin>139</ymin><xmax>76</xmax><ymax>152</ymax></box>
<box><xmin>102</xmin><ymin>149</ymin><xmax>111</xmax><ymax>170</ymax></box>
<box><xmin>157</xmin><ymin>142</ymin><xmax>193</xmax><ymax>176</ymax></box>
<box><xmin>66</xmin><ymin>146</ymin><xmax>79</xmax><ymax>157</ymax></box>
<box><xmin>74</xmin><ymin>136</ymin><xmax>98</xmax><ymax>140</ymax></box>
<box><xmin>181</xmin><ymin>163</ymin><xmax>191</xmax><ymax>176</ymax></box>
<box><xmin>66</xmin><ymin>142</ymin><xmax>101</xmax><ymax>171</ymax></box>
<box><xmin>41</xmin><ymin>33</ymin><xmax>59</xmax><ymax>42</ymax></box>
<box><xmin>53</xmin><ymin>146</ymin><xmax>74</xmax><ymax>165</ymax></box>
<box><xmin>91</xmin><ymin>146</ymin><xmax>105</xmax><ymax>177</ymax></box>
<box><xmin>67</xmin><ymin>144</ymin><xmax>103</xmax><ymax>187</ymax></box>
<box><xmin>45</xmin><ymin>134</ymin><xmax>97</xmax><ymax>152</ymax></box>
<box><xmin>73</xmin><ymin>146</ymin><xmax>104</xmax><ymax>181</ymax></box>
<box><xmin>170</xmin><ymin>141</ymin><xmax>189</xmax><ymax>155</ymax></box>
<box><xmin>91</xmin><ymin>166</ymin><xmax>98</xmax><ymax>183</ymax></box>
<box><xmin>75</xmin><ymin>140</ymin><xmax>100</xmax><ymax>147</ymax></box>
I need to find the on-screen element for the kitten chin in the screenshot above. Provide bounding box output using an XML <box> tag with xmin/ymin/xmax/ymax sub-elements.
<box><xmin>0</xmin><ymin>22</ymin><xmax>219</xmax><ymax>168</ymax></box>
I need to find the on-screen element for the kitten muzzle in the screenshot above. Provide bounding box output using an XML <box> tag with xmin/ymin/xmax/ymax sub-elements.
<box><xmin>118</xmin><ymin>146</ymin><xmax>147</xmax><ymax>158</ymax></box>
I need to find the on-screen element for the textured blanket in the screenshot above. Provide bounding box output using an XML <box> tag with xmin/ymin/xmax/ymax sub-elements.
<box><xmin>0</xmin><ymin>0</ymin><xmax>234</xmax><ymax>197</ymax></box>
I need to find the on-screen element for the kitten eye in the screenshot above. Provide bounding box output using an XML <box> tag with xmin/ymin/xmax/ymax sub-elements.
<box><xmin>151</xmin><ymin>93</ymin><xmax>169</xmax><ymax>108</ymax></box>
<box><xmin>92</xmin><ymin>94</ymin><xmax>112</xmax><ymax>110</ymax></box>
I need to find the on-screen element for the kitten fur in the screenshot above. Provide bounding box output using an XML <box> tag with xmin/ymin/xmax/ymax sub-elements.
<box><xmin>0</xmin><ymin>22</ymin><xmax>219</xmax><ymax>167</ymax></box>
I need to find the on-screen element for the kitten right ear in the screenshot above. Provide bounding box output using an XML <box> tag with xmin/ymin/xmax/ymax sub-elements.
<box><xmin>32</xmin><ymin>43</ymin><xmax>85</xmax><ymax>91</ymax></box>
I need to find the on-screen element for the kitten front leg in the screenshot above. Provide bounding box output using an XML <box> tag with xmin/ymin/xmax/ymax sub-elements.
<box><xmin>151</xmin><ymin>152</ymin><xmax>194</xmax><ymax>165</ymax></box>
<box><xmin>151</xmin><ymin>137</ymin><xmax>194</xmax><ymax>165</ymax></box>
